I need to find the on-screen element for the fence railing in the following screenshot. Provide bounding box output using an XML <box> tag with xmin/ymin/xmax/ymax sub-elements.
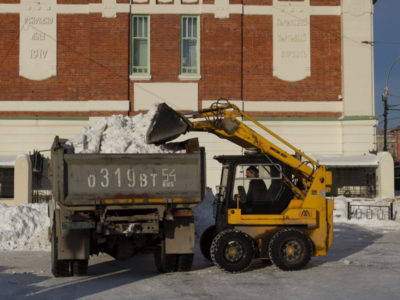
<box><xmin>347</xmin><ymin>202</ymin><xmax>394</xmax><ymax>221</ymax></box>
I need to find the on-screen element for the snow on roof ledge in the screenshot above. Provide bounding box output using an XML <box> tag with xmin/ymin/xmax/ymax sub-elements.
<box><xmin>0</xmin><ymin>155</ymin><xmax>18</xmax><ymax>167</ymax></box>
<box><xmin>307</xmin><ymin>153</ymin><xmax>381</xmax><ymax>167</ymax></box>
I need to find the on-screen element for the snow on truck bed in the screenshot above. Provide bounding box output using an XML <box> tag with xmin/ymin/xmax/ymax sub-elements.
<box><xmin>66</xmin><ymin>103</ymin><xmax>168</xmax><ymax>154</ymax></box>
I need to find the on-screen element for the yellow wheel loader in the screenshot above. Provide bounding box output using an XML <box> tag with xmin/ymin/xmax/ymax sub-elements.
<box><xmin>147</xmin><ymin>100</ymin><xmax>334</xmax><ymax>272</ymax></box>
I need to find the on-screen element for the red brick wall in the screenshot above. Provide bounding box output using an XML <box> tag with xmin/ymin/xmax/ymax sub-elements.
<box><xmin>0</xmin><ymin>14</ymin><xmax>129</xmax><ymax>101</ymax></box>
<box><xmin>0</xmin><ymin>4</ymin><xmax>342</xmax><ymax>115</ymax></box>
<box><xmin>199</xmin><ymin>15</ymin><xmax>242</xmax><ymax>102</ymax></box>
<box><xmin>243</xmin><ymin>15</ymin><xmax>341</xmax><ymax>101</ymax></box>
<box><xmin>150</xmin><ymin>15</ymin><xmax>181</xmax><ymax>82</ymax></box>
<box><xmin>243</xmin><ymin>0</ymin><xmax>271</xmax><ymax>5</ymax></box>
<box><xmin>310</xmin><ymin>0</ymin><xmax>340</xmax><ymax>6</ymax></box>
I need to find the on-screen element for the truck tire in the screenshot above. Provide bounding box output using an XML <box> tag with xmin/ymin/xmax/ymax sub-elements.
<box><xmin>154</xmin><ymin>247</ymin><xmax>178</xmax><ymax>273</ymax></box>
<box><xmin>72</xmin><ymin>260</ymin><xmax>88</xmax><ymax>276</ymax></box>
<box><xmin>210</xmin><ymin>229</ymin><xmax>254</xmax><ymax>273</ymax></box>
<box><xmin>177</xmin><ymin>254</ymin><xmax>194</xmax><ymax>272</ymax></box>
<box><xmin>51</xmin><ymin>222</ymin><xmax>72</xmax><ymax>277</ymax></box>
<box><xmin>268</xmin><ymin>228</ymin><xmax>313</xmax><ymax>271</ymax></box>
<box><xmin>200</xmin><ymin>225</ymin><xmax>217</xmax><ymax>262</ymax></box>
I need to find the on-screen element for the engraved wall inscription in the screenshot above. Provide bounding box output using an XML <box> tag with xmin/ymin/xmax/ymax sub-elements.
<box><xmin>19</xmin><ymin>0</ymin><xmax>57</xmax><ymax>81</ymax></box>
<box><xmin>273</xmin><ymin>0</ymin><xmax>311</xmax><ymax>82</ymax></box>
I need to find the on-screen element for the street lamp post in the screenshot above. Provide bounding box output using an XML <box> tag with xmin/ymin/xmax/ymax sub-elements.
<box><xmin>382</xmin><ymin>55</ymin><xmax>400</xmax><ymax>151</ymax></box>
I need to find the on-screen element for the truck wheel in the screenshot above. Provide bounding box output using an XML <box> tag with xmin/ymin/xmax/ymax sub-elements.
<box><xmin>268</xmin><ymin>229</ymin><xmax>313</xmax><ymax>271</ymax></box>
<box><xmin>177</xmin><ymin>254</ymin><xmax>194</xmax><ymax>272</ymax></box>
<box><xmin>72</xmin><ymin>260</ymin><xmax>88</xmax><ymax>276</ymax></box>
<box><xmin>51</xmin><ymin>223</ymin><xmax>72</xmax><ymax>277</ymax></box>
<box><xmin>154</xmin><ymin>247</ymin><xmax>178</xmax><ymax>273</ymax></box>
<box><xmin>200</xmin><ymin>225</ymin><xmax>217</xmax><ymax>262</ymax></box>
<box><xmin>210</xmin><ymin>229</ymin><xmax>254</xmax><ymax>273</ymax></box>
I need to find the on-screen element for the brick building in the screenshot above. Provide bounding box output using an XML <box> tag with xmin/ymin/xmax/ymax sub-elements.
<box><xmin>0</xmin><ymin>0</ymin><xmax>378</xmax><ymax>188</ymax></box>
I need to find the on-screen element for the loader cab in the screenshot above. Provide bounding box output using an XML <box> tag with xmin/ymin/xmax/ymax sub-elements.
<box><xmin>215</xmin><ymin>155</ymin><xmax>294</xmax><ymax>224</ymax></box>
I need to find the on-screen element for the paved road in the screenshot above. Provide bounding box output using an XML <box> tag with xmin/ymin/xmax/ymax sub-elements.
<box><xmin>1</xmin><ymin>223</ymin><xmax>399</xmax><ymax>300</ymax></box>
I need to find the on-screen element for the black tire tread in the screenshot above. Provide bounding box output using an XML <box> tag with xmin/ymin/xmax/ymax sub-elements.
<box><xmin>177</xmin><ymin>254</ymin><xmax>194</xmax><ymax>272</ymax></box>
<box><xmin>268</xmin><ymin>228</ymin><xmax>313</xmax><ymax>271</ymax></box>
<box><xmin>200</xmin><ymin>225</ymin><xmax>217</xmax><ymax>262</ymax></box>
<box><xmin>210</xmin><ymin>229</ymin><xmax>254</xmax><ymax>273</ymax></box>
<box><xmin>72</xmin><ymin>260</ymin><xmax>89</xmax><ymax>276</ymax></box>
<box><xmin>154</xmin><ymin>247</ymin><xmax>178</xmax><ymax>273</ymax></box>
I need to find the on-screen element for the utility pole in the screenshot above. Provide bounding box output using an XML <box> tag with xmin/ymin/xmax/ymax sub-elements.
<box><xmin>382</xmin><ymin>55</ymin><xmax>400</xmax><ymax>152</ymax></box>
<box><xmin>382</xmin><ymin>87</ymin><xmax>388</xmax><ymax>151</ymax></box>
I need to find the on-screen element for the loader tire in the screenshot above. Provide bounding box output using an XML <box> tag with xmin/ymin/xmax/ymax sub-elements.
<box><xmin>268</xmin><ymin>229</ymin><xmax>313</xmax><ymax>271</ymax></box>
<box><xmin>72</xmin><ymin>260</ymin><xmax>88</xmax><ymax>276</ymax></box>
<box><xmin>177</xmin><ymin>254</ymin><xmax>194</xmax><ymax>272</ymax></box>
<box><xmin>154</xmin><ymin>246</ymin><xmax>178</xmax><ymax>273</ymax></box>
<box><xmin>210</xmin><ymin>229</ymin><xmax>254</xmax><ymax>273</ymax></box>
<box><xmin>51</xmin><ymin>222</ymin><xmax>72</xmax><ymax>277</ymax></box>
<box><xmin>200</xmin><ymin>225</ymin><xmax>217</xmax><ymax>262</ymax></box>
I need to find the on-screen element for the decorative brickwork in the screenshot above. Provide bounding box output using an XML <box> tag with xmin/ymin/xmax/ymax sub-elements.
<box><xmin>0</xmin><ymin>3</ymin><xmax>342</xmax><ymax>116</ymax></box>
<box><xmin>243</xmin><ymin>15</ymin><xmax>341</xmax><ymax>101</ymax></box>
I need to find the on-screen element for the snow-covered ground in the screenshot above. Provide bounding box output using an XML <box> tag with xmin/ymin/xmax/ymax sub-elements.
<box><xmin>0</xmin><ymin>219</ymin><xmax>399</xmax><ymax>299</ymax></box>
<box><xmin>0</xmin><ymin>196</ymin><xmax>399</xmax><ymax>299</ymax></box>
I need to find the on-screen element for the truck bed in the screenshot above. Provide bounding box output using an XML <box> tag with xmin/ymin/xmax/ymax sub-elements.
<box><xmin>51</xmin><ymin>145</ymin><xmax>205</xmax><ymax>206</ymax></box>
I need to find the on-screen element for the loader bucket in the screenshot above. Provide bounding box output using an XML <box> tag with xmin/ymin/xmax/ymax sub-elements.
<box><xmin>146</xmin><ymin>103</ymin><xmax>191</xmax><ymax>144</ymax></box>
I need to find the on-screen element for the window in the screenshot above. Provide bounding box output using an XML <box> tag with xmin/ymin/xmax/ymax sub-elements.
<box><xmin>232</xmin><ymin>164</ymin><xmax>285</xmax><ymax>214</ymax></box>
<box><xmin>132</xmin><ymin>15</ymin><xmax>150</xmax><ymax>74</ymax></box>
<box><xmin>0</xmin><ymin>167</ymin><xmax>14</xmax><ymax>198</ymax></box>
<box><xmin>181</xmin><ymin>16</ymin><xmax>199</xmax><ymax>75</ymax></box>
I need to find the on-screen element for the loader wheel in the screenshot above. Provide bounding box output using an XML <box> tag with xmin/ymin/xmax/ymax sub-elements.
<box><xmin>72</xmin><ymin>260</ymin><xmax>88</xmax><ymax>276</ymax></box>
<box><xmin>200</xmin><ymin>225</ymin><xmax>217</xmax><ymax>261</ymax></box>
<box><xmin>51</xmin><ymin>222</ymin><xmax>72</xmax><ymax>277</ymax></box>
<box><xmin>177</xmin><ymin>254</ymin><xmax>194</xmax><ymax>272</ymax></box>
<box><xmin>210</xmin><ymin>229</ymin><xmax>254</xmax><ymax>273</ymax></box>
<box><xmin>154</xmin><ymin>246</ymin><xmax>178</xmax><ymax>273</ymax></box>
<box><xmin>268</xmin><ymin>229</ymin><xmax>313</xmax><ymax>271</ymax></box>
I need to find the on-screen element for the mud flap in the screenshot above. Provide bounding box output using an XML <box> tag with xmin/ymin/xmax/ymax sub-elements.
<box><xmin>165</xmin><ymin>216</ymin><xmax>195</xmax><ymax>254</ymax></box>
<box><xmin>56</xmin><ymin>210</ymin><xmax>90</xmax><ymax>260</ymax></box>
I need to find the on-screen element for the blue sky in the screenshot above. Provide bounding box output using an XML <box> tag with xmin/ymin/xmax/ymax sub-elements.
<box><xmin>374</xmin><ymin>0</ymin><xmax>400</xmax><ymax>129</ymax></box>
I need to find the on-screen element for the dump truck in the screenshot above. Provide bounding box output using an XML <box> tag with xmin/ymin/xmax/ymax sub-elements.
<box><xmin>147</xmin><ymin>100</ymin><xmax>334</xmax><ymax>272</ymax></box>
<box><xmin>48</xmin><ymin>136</ymin><xmax>205</xmax><ymax>277</ymax></box>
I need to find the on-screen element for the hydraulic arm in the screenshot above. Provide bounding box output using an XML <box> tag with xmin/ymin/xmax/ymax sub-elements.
<box><xmin>147</xmin><ymin>101</ymin><xmax>322</xmax><ymax>196</ymax></box>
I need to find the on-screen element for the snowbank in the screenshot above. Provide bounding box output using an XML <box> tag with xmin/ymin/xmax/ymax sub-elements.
<box><xmin>67</xmin><ymin>103</ymin><xmax>168</xmax><ymax>154</ymax></box>
<box><xmin>0</xmin><ymin>203</ymin><xmax>50</xmax><ymax>251</ymax></box>
<box><xmin>193</xmin><ymin>188</ymin><xmax>215</xmax><ymax>240</ymax></box>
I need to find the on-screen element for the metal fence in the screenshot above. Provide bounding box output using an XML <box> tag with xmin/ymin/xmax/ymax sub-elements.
<box><xmin>347</xmin><ymin>202</ymin><xmax>394</xmax><ymax>221</ymax></box>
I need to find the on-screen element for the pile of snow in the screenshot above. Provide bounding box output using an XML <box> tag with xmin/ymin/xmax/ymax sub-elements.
<box><xmin>0</xmin><ymin>203</ymin><xmax>50</xmax><ymax>251</ymax></box>
<box><xmin>67</xmin><ymin>103</ymin><xmax>168</xmax><ymax>154</ymax></box>
<box><xmin>193</xmin><ymin>188</ymin><xmax>215</xmax><ymax>240</ymax></box>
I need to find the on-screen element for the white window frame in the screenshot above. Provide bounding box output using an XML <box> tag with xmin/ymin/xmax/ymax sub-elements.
<box><xmin>131</xmin><ymin>15</ymin><xmax>151</xmax><ymax>80</ymax></box>
<box><xmin>180</xmin><ymin>15</ymin><xmax>201</xmax><ymax>80</ymax></box>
